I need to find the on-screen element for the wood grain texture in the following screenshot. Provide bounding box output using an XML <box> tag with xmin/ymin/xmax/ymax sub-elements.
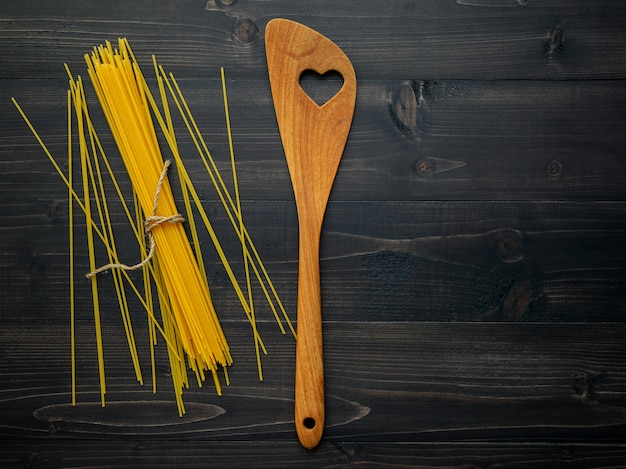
<box><xmin>2</xmin><ymin>322</ymin><xmax>626</xmax><ymax>438</ymax></box>
<box><xmin>2</xmin><ymin>322</ymin><xmax>626</xmax><ymax>465</ymax></box>
<box><xmin>2</xmin><ymin>0</ymin><xmax>626</xmax><ymax>466</ymax></box>
<box><xmin>1</xmin><ymin>1</ymin><xmax>626</xmax><ymax>80</ymax></box>
<box><xmin>5</xmin><ymin>441</ymin><xmax>626</xmax><ymax>468</ymax></box>
<box><xmin>3</xmin><ymin>200</ymin><xmax>625</xmax><ymax>323</ymax></box>
<box><xmin>5</xmin><ymin>78</ymin><xmax>626</xmax><ymax>202</ymax></box>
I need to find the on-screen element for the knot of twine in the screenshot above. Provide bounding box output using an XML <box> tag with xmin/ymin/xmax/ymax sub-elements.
<box><xmin>86</xmin><ymin>160</ymin><xmax>184</xmax><ymax>279</ymax></box>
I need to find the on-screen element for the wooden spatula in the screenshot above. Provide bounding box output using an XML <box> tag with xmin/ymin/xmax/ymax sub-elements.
<box><xmin>265</xmin><ymin>18</ymin><xmax>357</xmax><ymax>449</ymax></box>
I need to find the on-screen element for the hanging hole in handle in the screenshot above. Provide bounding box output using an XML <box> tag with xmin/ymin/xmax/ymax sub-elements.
<box><xmin>303</xmin><ymin>417</ymin><xmax>316</xmax><ymax>430</ymax></box>
<box><xmin>299</xmin><ymin>69</ymin><xmax>344</xmax><ymax>107</ymax></box>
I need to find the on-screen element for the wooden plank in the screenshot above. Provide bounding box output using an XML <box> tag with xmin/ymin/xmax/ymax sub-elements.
<box><xmin>2</xmin><ymin>199</ymin><xmax>625</xmax><ymax>323</ymax></box>
<box><xmin>3</xmin><ymin>441</ymin><xmax>626</xmax><ymax>468</ymax></box>
<box><xmin>5</xmin><ymin>79</ymin><xmax>626</xmax><ymax>202</ymax></box>
<box><xmin>1</xmin><ymin>322</ymin><xmax>626</xmax><ymax>444</ymax></box>
<box><xmin>1</xmin><ymin>1</ymin><xmax>626</xmax><ymax>79</ymax></box>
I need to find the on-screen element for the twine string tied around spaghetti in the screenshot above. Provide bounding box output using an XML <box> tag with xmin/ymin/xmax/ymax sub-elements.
<box><xmin>86</xmin><ymin>160</ymin><xmax>184</xmax><ymax>279</ymax></box>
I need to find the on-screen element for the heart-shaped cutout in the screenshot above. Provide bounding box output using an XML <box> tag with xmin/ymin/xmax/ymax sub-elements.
<box><xmin>299</xmin><ymin>69</ymin><xmax>344</xmax><ymax>106</ymax></box>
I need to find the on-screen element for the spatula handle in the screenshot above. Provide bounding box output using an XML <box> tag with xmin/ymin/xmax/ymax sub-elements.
<box><xmin>294</xmin><ymin>231</ymin><xmax>324</xmax><ymax>449</ymax></box>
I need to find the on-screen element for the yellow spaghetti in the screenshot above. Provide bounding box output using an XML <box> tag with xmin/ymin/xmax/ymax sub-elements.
<box><xmin>67</xmin><ymin>88</ymin><xmax>76</xmax><ymax>406</ymax></box>
<box><xmin>86</xmin><ymin>39</ymin><xmax>232</xmax><ymax>391</ymax></box>
<box><xmin>13</xmin><ymin>37</ymin><xmax>294</xmax><ymax>415</ymax></box>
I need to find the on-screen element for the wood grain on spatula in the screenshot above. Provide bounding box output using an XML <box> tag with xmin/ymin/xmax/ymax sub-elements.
<box><xmin>265</xmin><ymin>18</ymin><xmax>357</xmax><ymax>449</ymax></box>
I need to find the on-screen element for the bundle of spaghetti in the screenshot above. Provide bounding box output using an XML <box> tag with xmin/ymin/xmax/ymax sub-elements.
<box><xmin>13</xmin><ymin>38</ymin><xmax>295</xmax><ymax>415</ymax></box>
<box><xmin>85</xmin><ymin>39</ymin><xmax>232</xmax><ymax>386</ymax></box>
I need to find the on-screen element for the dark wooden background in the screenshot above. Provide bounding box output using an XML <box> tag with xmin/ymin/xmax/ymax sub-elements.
<box><xmin>2</xmin><ymin>1</ymin><xmax>626</xmax><ymax>467</ymax></box>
